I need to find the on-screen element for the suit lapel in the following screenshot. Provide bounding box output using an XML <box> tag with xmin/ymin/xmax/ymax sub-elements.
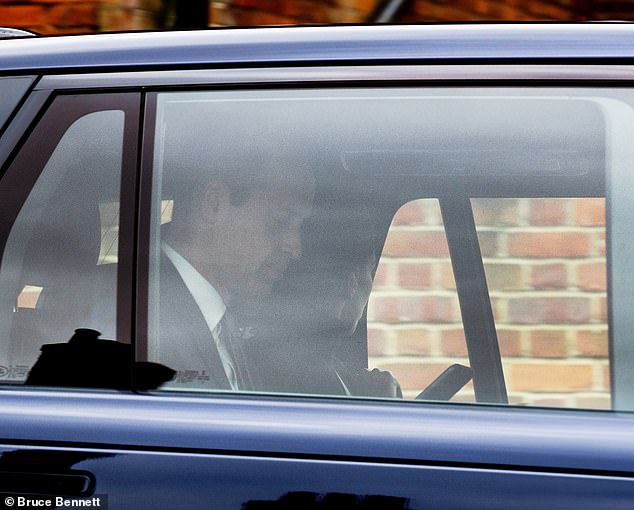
<box><xmin>158</xmin><ymin>255</ymin><xmax>231</xmax><ymax>390</ymax></box>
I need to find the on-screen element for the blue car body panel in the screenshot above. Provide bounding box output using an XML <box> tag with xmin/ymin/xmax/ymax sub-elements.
<box><xmin>0</xmin><ymin>389</ymin><xmax>633</xmax><ymax>473</ymax></box>
<box><xmin>1</xmin><ymin>24</ymin><xmax>634</xmax><ymax>73</ymax></box>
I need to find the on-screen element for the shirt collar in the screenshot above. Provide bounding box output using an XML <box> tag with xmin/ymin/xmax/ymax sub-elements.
<box><xmin>162</xmin><ymin>242</ymin><xmax>226</xmax><ymax>333</ymax></box>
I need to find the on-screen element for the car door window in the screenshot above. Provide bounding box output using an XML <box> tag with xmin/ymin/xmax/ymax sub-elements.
<box><xmin>0</xmin><ymin>93</ymin><xmax>139</xmax><ymax>388</ymax></box>
<box><xmin>145</xmin><ymin>87</ymin><xmax>628</xmax><ymax>411</ymax></box>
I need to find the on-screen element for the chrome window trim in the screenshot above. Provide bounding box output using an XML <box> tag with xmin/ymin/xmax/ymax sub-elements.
<box><xmin>35</xmin><ymin>65</ymin><xmax>634</xmax><ymax>91</ymax></box>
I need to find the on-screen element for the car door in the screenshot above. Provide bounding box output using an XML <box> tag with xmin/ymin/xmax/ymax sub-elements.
<box><xmin>0</xmin><ymin>66</ymin><xmax>634</xmax><ymax>510</ymax></box>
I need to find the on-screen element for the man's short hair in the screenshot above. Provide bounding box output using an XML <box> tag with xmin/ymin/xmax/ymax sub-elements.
<box><xmin>159</xmin><ymin>103</ymin><xmax>312</xmax><ymax>227</ymax></box>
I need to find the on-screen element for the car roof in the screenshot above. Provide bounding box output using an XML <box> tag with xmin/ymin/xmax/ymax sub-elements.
<box><xmin>1</xmin><ymin>23</ymin><xmax>634</xmax><ymax>74</ymax></box>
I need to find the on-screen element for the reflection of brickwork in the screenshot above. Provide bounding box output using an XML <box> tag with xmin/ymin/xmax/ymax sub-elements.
<box><xmin>368</xmin><ymin>198</ymin><xmax>609</xmax><ymax>410</ymax></box>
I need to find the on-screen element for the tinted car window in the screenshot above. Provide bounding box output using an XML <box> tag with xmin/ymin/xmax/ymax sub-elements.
<box><xmin>0</xmin><ymin>76</ymin><xmax>35</xmax><ymax>133</ymax></box>
<box><xmin>0</xmin><ymin>94</ymin><xmax>140</xmax><ymax>389</ymax></box>
<box><xmin>147</xmin><ymin>87</ymin><xmax>621</xmax><ymax>410</ymax></box>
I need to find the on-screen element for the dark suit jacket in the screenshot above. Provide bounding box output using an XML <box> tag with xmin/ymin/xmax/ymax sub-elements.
<box><xmin>156</xmin><ymin>255</ymin><xmax>255</xmax><ymax>391</ymax></box>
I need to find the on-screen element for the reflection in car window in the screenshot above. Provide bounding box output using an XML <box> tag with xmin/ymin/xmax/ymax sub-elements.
<box><xmin>0</xmin><ymin>76</ymin><xmax>34</xmax><ymax>133</ymax></box>
<box><xmin>0</xmin><ymin>110</ymin><xmax>123</xmax><ymax>382</ymax></box>
<box><xmin>149</xmin><ymin>88</ymin><xmax>617</xmax><ymax>411</ymax></box>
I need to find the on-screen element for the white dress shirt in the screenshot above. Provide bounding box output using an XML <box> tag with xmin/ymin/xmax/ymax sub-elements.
<box><xmin>162</xmin><ymin>242</ymin><xmax>239</xmax><ymax>389</ymax></box>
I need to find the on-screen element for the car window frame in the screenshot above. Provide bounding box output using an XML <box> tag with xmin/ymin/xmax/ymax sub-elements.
<box><xmin>30</xmin><ymin>65</ymin><xmax>627</xmax><ymax>410</ymax></box>
<box><xmin>133</xmin><ymin>79</ymin><xmax>611</xmax><ymax>408</ymax></box>
<box><xmin>0</xmin><ymin>91</ymin><xmax>141</xmax><ymax>386</ymax></box>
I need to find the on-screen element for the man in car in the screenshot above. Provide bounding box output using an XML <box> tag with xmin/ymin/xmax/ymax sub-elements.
<box><xmin>156</xmin><ymin>142</ymin><xmax>315</xmax><ymax>392</ymax></box>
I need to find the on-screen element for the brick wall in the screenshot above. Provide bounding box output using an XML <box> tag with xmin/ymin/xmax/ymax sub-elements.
<box><xmin>398</xmin><ymin>0</ymin><xmax>578</xmax><ymax>22</ymax></box>
<box><xmin>209</xmin><ymin>0</ymin><xmax>581</xmax><ymax>25</ymax></box>
<box><xmin>0</xmin><ymin>0</ymin><xmax>161</xmax><ymax>35</ymax></box>
<box><xmin>4</xmin><ymin>0</ymin><xmax>634</xmax><ymax>35</ymax></box>
<box><xmin>209</xmin><ymin>0</ymin><xmax>634</xmax><ymax>25</ymax></box>
<box><xmin>209</xmin><ymin>0</ymin><xmax>379</xmax><ymax>26</ymax></box>
<box><xmin>368</xmin><ymin>198</ymin><xmax>609</xmax><ymax>409</ymax></box>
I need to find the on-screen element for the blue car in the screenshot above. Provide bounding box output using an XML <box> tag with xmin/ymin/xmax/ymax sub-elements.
<box><xmin>0</xmin><ymin>23</ymin><xmax>633</xmax><ymax>509</ymax></box>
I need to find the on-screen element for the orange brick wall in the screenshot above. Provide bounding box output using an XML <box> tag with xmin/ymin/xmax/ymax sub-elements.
<box><xmin>209</xmin><ymin>0</ymin><xmax>582</xmax><ymax>25</ymax></box>
<box><xmin>399</xmin><ymin>0</ymin><xmax>578</xmax><ymax>22</ymax></box>
<box><xmin>4</xmin><ymin>1</ymin><xmax>634</xmax><ymax>35</ymax></box>
<box><xmin>209</xmin><ymin>0</ymin><xmax>379</xmax><ymax>26</ymax></box>
<box><xmin>0</xmin><ymin>0</ymin><xmax>161</xmax><ymax>35</ymax></box>
<box><xmin>368</xmin><ymin>198</ymin><xmax>609</xmax><ymax>409</ymax></box>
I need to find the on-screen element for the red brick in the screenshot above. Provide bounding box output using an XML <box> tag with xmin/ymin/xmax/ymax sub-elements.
<box><xmin>324</xmin><ymin>6</ymin><xmax>362</xmax><ymax>22</ymax></box>
<box><xmin>528</xmin><ymin>199</ymin><xmax>566</xmax><ymax>226</ymax></box>
<box><xmin>398</xmin><ymin>262</ymin><xmax>432</xmax><ymax>289</ymax></box>
<box><xmin>532</xmin><ymin>264</ymin><xmax>568</xmax><ymax>289</ymax></box>
<box><xmin>529</xmin><ymin>397</ymin><xmax>571</xmax><ymax>408</ymax></box>
<box><xmin>575</xmin><ymin>395</ymin><xmax>611</xmax><ymax>410</ymax></box>
<box><xmin>394</xmin><ymin>329</ymin><xmax>432</xmax><ymax>355</ymax></box>
<box><xmin>31</xmin><ymin>0</ymin><xmax>90</xmax><ymax>3</ymax></box>
<box><xmin>594</xmin><ymin>231</ymin><xmax>606</xmax><ymax>257</ymax></box>
<box><xmin>372</xmin><ymin>262</ymin><xmax>391</xmax><ymax>288</ymax></box>
<box><xmin>440</xmin><ymin>329</ymin><xmax>468</xmax><ymax>356</ymax></box>
<box><xmin>576</xmin><ymin>262</ymin><xmax>606</xmax><ymax>291</ymax></box>
<box><xmin>378</xmin><ymin>362</ymin><xmax>447</xmax><ymax>391</ymax></box>
<box><xmin>280</xmin><ymin>0</ymin><xmax>330</xmax><ymax>21</ymax></box>
<box><xmin>336</xmin><ymin>0</ymin><xmax>379</xmax><ymax>12</ymax></box>
<box><xmin>529</xmin><ymin>330</ymin><xmax>568</xmax><ymax>358</ymax></box>
<box><xmin>576</xmin><ymin>330</ymin><xmax>608</xmax><ymax>358</ymax></box>
<box><xmin>229</xmin><ymin>8</ymin><xmax>297</xmax><ymax>25</ymax></box>
<box><xmin>508</xmin><ymin>364</ymin><xmax>593</xmax><ymax>392</ymax></box>
<box><xmin>526</xmin><ymin>1</ymin><xmax>571</xmax><ymax>18</ymax></box>
<box><xmin>441</xmin><ymin>262</ymin><xmax>456</xmax><ymax>290</ymax></box>
<box><xmin>431</xmin><ymin>4</ymin><xmax>484</xmax><ymax>20</ymax></box>
<box><xmin>234</xmin><ymin>0</ymin><xmax>258</xmax><ymax>7</ymax></box>
<box><xmin>507</xmin><ymin>232</ymin><xmax>589</xmax><ymax>257</ymax></box>
<box><xmin>367</xmin><ymin>328</ymin><xmax>388</xmax><ymax>356</ymax></box>
<box><xmin>99</xmin><ymin>5</ymin><xmax>134</xmax><ymax>30</ymax></box>
<box><xmin>382</xmin><ymin>230</ymin><xmax>449</xmax><ymax>257</ymax></box>
<box><xmin>392</xmin><ymin>201</ymin><xmax>425</xmax><ymax>226</ymax></box>
<box><xmin>398</xmin><ymin>295</ymin><xmax>458</xmax><ymax>323</ymax></box>
<box><xmin>574</xmin><ymin>198</ymin><xmax>605</xmax><ymax>226</ymax></box>
<box><xmin>498</xmin><ymin>329</ymin><xmax>522</xmax><ymax>357</ymax></box>
<box><xmin>472</xmin><ymin>198</ymin><xmax>519</xmax><ymax>226</ymax></box>
<box><xmin>50</xmin><ymin>3</ymin><xmax>98</xmax><ymax>26</ymax></box>
<box><xmin>595</xmin><ymin>296</ymin><xmax>608</xmax><ymax>322</ymax></box>
<box><xmin>472</xmin><ymin>0</ymin><xmax>490</xmax><ymax>15</ymax></box>
<box><xmin>0</xmin><ymin>5</ymin><xmax>48</xmax><ymax>26</ymax></box>
<box><xmin>370</xmin><ymin>295</ymin><xmax>399</xmax><ymax>322</ymax></box>
<box><xmin>421</xmin><ymin>199</ymin><xmax>442</xmax><ymax>225</ymax></box>
<box><xmin>508</xmin><ymin>297</ymin><xmax>590</xmax><ymax>324</ymax></box>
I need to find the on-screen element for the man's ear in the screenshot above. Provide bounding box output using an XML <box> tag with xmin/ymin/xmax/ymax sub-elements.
<box><xmin>200</xmin><ymin>181</ymin><xmax>225</xmax><ymax>223</ymax></box>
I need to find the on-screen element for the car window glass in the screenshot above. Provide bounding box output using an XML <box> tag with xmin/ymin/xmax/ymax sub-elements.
<box><xmin>0</xmin><ymin>76</ymin><xmax>35</xmax><ymax>133</ymax></box>
<box><xmin>368</xmin><ymin>199</ymin><xmax>471</xmax><ymax>401</ymax></box>
<box><xmin>0</xmin><ymin>107</ymin><xmax>123</xmax><ymax>386</ymax></box>
<box><xmin>473</xmin><ymin>197</ymin><xmax>608</xmax><ymax>409</ymax></box>
<box><xmin>147</xmin><ymin>88</ymin><xmax>623</xmax><ymax>411</ymax></box>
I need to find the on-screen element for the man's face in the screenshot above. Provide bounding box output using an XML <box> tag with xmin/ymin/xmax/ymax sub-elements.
<box><xmin>206</xmin><ymin>174</ymin><xmax>314</xmax><ymax>303</ymax></box>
